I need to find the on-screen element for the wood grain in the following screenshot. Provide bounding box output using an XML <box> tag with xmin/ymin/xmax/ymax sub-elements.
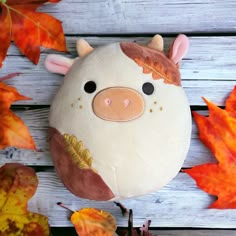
<box><xmin>36</xmin><ymin>0</ymin><xmax>236</xmax><ymax>34</ymax></box>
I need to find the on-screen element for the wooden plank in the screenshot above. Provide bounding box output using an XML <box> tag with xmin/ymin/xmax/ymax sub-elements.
<box><xmin>27</xmin><ymin>171</ymin><xmax>236</xmax><ymax>228</ymax></box>
<box><xmin>1</xmin><ymin>36</ymin><xmax>236</xmax><ymax>106</ymax></box>
<box><xmin>37</xmin><ymin>0</ymin><xmax>236</xmax><ymax>34</ymax></box>
<box><xmin>5</xmin><ymin>36</ymin><xmax>236</xmax><ymax>81</ymax></box>
<box><xmin>0</xmin><ymin>108</ymin><xmax>214</xmax><ymax>167</ymax></box>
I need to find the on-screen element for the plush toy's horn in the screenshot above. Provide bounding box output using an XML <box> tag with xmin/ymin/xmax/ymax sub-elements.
<box><xmin>147</xmin><ymin>34</ymin><xmax>164</xmax><ymax>51</ymax></box>
<box><xmin>77</xmin><ymin>39</ymin><xmax>94</xmax><ymax>57</ymax></box>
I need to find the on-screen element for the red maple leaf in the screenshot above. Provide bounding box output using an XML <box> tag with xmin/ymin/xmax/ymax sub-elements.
<box><xmin>0</xmin><ymin>0</ymin><xmax>66</xmax><ymax>67</ymax></box>
<box><xmin>0</xmin><ymin>73</ymin><xmax>36</xmax><ymax>150</ymax></box>
<box><xmin>184</xmin><ymin>86</ymin><xmax>236</xmax><ymax>209</ymax></box>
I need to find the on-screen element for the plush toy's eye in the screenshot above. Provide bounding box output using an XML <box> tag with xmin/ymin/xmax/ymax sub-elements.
<box><xmin>142</xmin><ymin>82</ymin><xmax>154</xmax><ymax>95</ymax></box>
<box><xmin>84</xmin><ymin>81</ymin><xmax>97</xmax><ymax>93</ymax></box>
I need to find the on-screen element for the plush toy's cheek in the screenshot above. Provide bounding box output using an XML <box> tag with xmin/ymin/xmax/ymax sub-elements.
<box><xmin>92</xmin><ymin>87</ymin><xmax>144</xmax><ymax>122</ymax></box>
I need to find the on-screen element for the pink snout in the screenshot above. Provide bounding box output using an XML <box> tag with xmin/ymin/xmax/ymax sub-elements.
<box><xmin>92</xmin><ymin>87</ymin><xmax>144</xmax><ymax>122</ymax></box>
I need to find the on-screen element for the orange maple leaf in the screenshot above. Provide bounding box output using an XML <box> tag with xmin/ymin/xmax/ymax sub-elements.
<box><xmin>0</xmin><ymin>73</ymin><xmax>36</xmax><ymax>150</ymax></box>
<box><xmin>0</xmin><ymin>163</ymin><xmax>50</xmax><ymax>235</ymax></box>
<box><xmin>184</xmin><ymin>86</ymin><xmax>236</xmax><ymax>209</ymax></box>
<box><xmin>0</xmin><ymin>0</ymin><xmax>66</xmax><ymax>67</ymax></box>
<box><xmin>57</xmin><ymin>203</ymin><xmax>117</xmax><ymax>236</ymax></box>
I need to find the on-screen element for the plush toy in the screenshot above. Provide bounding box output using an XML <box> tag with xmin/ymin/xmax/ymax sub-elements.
<box><xmin>45</xmin><ymin>34</ymin><xmax>192</xmax><ymax>201</ymax></box>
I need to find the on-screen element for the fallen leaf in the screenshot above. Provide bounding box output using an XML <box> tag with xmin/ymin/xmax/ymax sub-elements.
<box><xmin>57</xmin><ymin>203</ymin><xmax>117</xmax><ymax>236</ymax></box>
<box><xmin>184</xmin><ymin>86</ymin><xmax>236</xmax><ymax>208</ymax></box>
<box><xmin>0</xmin><ymin>73</ymin><xmax>36</xmax><ymax>150</ymax></box>
<box><xmin>72</xmin><ymin>208</ymin><xmax>117</xmax><ymax>236</ymax></box>
<box><xmin>0</xmin><ymin>163</ymin><xmax>50</xmax><ymax>235</ymax></box>
<box><xmin>0</xmin><ymin>0</ymin><xmax>66</xmax><ymax>67</ymax></box>
<box><xmin>58</xmin><ymin>202</ymin><xmax>153</xmax><ymax>236</ymax></box>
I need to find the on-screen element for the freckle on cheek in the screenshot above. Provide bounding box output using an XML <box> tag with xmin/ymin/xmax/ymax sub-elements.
<box><xmin>160</xmin><ymin>106</ymin><xmax>163</xmax><ymax>111</ymax></box>
<box><xmin>154</xmin><ymin>101</ymin><xmax>157</xmax><ymax>105</ymax></box>
<box><xmin>71</xmin><ymin>103</ymin><xmax>74</xmax><ymax>108</ymax></box>
<box><xmin>149</xmin><ymin>109</ymin><xmax>153</xmax><ymax>113</ymax></box>
<box><xmin>79</xmin><ymin>105</ymin><xmax>83</xmax><ymax>109</ymax></box>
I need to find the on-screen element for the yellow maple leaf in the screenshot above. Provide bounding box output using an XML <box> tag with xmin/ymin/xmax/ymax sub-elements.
<box><xmin>0</xmin><ymin>163</ymin><xmax>50</xmax><ymax>235</ymax></box>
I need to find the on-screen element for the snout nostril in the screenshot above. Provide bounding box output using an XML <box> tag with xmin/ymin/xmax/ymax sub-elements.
<box><xmin>105</xmin><ymin>98</ymin><xmax>112</xmax><ymax>106</ymax></box>
<box><xmin>124</xmin><ymin>98</ymin><xmax>130</xmax><ymax>107</ymax></box>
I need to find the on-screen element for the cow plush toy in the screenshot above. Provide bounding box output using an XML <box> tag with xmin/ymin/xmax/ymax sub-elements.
<box><xmin>45</xmin><ymin>34</ymin><xmax>192</xmax><ymax>201</ymax></box>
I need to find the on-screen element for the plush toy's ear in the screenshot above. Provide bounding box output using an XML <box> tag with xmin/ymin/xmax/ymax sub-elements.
<box><xmin>168</xmin><ymin>34</ymin><xmax>189</xmax><ymax>65</ymax></box>
<box><xmin>77</xmin><ymin>39</ymin><xmax>94</xmax><ymax>57</ymax></box>
<box><xmin>45</xmin><ymin>55</ymin><xmax>74</xmax><ymax>75</ymax></box>
<box><xmin>147</xmin><ymin>34</ymin><xmax>164</xmax><ymax>51</ymax></box>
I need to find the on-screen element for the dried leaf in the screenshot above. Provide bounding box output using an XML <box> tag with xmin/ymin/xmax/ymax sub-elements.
<box><xmin>0</xmin><ymin>74</ymin><xmax>36</xmax><ymax>150</ymax></box>
<box><xmin>0</xmin><ymin>163</ymin><xmax>50</xmax><ymax>235</ymax></box>
<box><xmin>0</xmin><ymin>0</ymin><xmax>66</xmax><ymax>67</ymax></box>
<box><xmin>71</xmin><ymin>208</ymin><xmax>117</xmax><ymax>236</ymax></box>
<box><xmin>58</xmin><ymin>203</ymin><xmax>117</xmax><ymax>236</ymax></box>
<box><xmin>139</xmin><ymin>220</ymin><xmax>152</xmax><ymax>236</ymax></box>
<box><xmin>184</xmin><ymin>86</ymin><xmax>236</xmax><ymax>208</ymax></box>
<box><xmin>116</xmin><ymin>210</ymin><xmax>152</xmax><ymax>236</ymax></box>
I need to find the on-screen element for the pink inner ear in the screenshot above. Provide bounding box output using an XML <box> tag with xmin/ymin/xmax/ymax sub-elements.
<box><xmin>169</xmin><ymin>34</ymin><xmax>189</xmax><ymax>64</ymax></box>
<box><xmin>45</xmin><ymin>55</ymin><xmax>74</xmax><ymax>75</ymax></box>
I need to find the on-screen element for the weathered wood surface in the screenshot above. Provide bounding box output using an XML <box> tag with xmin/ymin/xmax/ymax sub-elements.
<box><xmin>27</xmin><ymin>171</ymin><xmax>236</xmax><ymax>228</ymax></box>
<box><xmin>37</xmin><ymin>0</ymin><xmax>236</xmax><ymax>34</ymax></box>
<box><xmin>1</xmin><ymin>36</ymin><xmax>236</xmax><ymax>106</ymax></box>
<box><xmin>1</xmin><ymin>0</ymin><xmax>236</xmax><ymax>232</ymax></box>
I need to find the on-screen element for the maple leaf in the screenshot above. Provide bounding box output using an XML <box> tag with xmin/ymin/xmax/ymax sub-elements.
<box><xmin>0</xmin><ymin>73</ymin><xmax>36</xmax><ymax>150</ymax></box>
<box><xmin>0</xmin><ymin>0</ymin><xmax>66</xmax><ymax>67</ymax></box>
<box><xmin>184</xmin><ymin>86</ymin><xmax>236</xmax><ymax>209</ymax></box>
<box><xmin>0</xmin><ymin>163</ymin><xmax>50</xmax><ymax>235</ymax></box>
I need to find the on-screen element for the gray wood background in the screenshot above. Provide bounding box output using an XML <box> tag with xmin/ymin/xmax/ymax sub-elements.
<box><xmin>1</xmin><ymin>0</ymin><xmax>236</xmax><ymax>235</ymax></box>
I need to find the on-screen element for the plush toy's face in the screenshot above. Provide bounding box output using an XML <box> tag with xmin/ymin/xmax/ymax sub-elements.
<box><xmin>46</xmin><ymin>35</ymin><xmax>192</xmax><ymax>201</ymax></box>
